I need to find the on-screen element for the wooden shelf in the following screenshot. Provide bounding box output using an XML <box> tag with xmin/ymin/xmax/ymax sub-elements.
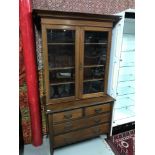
<box><xmin>84</xmin><ymin>78</ymin><xmax>103</xmax><ymax>82</ymax></box>
<box><xmin>49</xmin><ymin>66</ymin><xmax>74</xmax><ymax>71</ymax></box>
<box><xmin>48</xmin><ymin>43</ymin><xmax>75</xmax><ymax>45</ymax></box>
<box><xmin>84</xmin><ymin>65</ymin><xmax>104</xmax><ymax>68</ymax></box>
<box><xmin>50</xmin><ymin>81</ymin><xmax>75</xmax><ymax>86</ymax></box>
<box><xmin>84</xmin><ymin>42</ymin><xmax>107</xmax><ymax>45</ymax></box>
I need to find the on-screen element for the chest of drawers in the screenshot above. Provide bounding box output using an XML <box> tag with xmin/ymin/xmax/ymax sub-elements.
<box><xmin>47</xmin><ymin>101</ymin><xmax>114</xmax><ymax>154</ymax></box>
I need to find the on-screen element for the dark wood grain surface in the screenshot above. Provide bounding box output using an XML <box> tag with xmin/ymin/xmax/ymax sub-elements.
<box><xmin>53</xmin><ymin>123</ymin><xmax>110</xmax><ymax>148</ymax></box>
<box><xmin>35</xmin><ymin>10</ymin><xmax>118</xmax><ymax>155</ymax></box>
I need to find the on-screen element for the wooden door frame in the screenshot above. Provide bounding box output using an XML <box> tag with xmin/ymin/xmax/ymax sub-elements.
<box><xmin>79</xmin><ymin>27</ymin><xmax>112</xmax><ymax>99</ymax></box>
<box><xmin>41</xmin><ymin>24</ymin><xmax>79</xmax><ymax>105</ymax></box>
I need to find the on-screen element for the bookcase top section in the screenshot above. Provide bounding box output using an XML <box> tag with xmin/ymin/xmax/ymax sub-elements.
<box><xmin>33</xmin><ymin>9</ymin><xmax>121</xmax><ymax>24</ymax></box>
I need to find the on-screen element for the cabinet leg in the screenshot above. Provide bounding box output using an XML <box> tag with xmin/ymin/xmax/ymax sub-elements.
<box><xmin>107</xmin><ymin>133</ymin><xmax>110</xmax><ymax>140</ymax></box>
<box><xmin>50</xmin><ymin>146</ymin><xmax>54</xmax><ymax>155</ymax></box>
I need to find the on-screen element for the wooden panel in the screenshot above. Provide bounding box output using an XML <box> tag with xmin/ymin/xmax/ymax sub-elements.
<box><xmin>41</xmin><ymin>18</ymin><xmax>113</xmax><ymax>28</ymax></box>
<box><xmin>79</xmin><ymin>28</ymin><xmax>84</xmax><ymax>98</ymax></box>
<box><xmin>43</xmin><ymin>24</ymin><xmax>77</xmax><ymax>104</ymax></box>
<box><xmin>104</xmin><ymin>30</ymin><xmax>112</xmax><ymax>94</ymax></box>
<box><xmin>82</xmin><ymin>92</ymin><xmax>104</xmax><ymax>99</ymax></box>
<box><xmin>53</xmin><ymin>109</ymin><xmax>83</xmax><ymax>123</ymax></box>
<box><xmin>75</xmin><ymin>26</ymin><xmax>81</xmax><ymax>99</ymax></box>
<box><xmin>85</xmin><ymin>103</ymin><xmax>111</xmax><ymax>116</ymax></box>
<box><xmin>33</xmin><ymin>9</ymin><xmax>120</xmax><ymax>24</ymax></box>
<box><xmin>53</xmin><ymin>113</ymin><xmax>111</xmax><ymax>135</ymax></box>
<box><xmin>80</xmin><ymin>28</ymin><xmax>112</xmax><ymax>99</ymax></box>
<box><xmin>82</xmin><ymin>26</ymin><xmax>111</xmax><ymax>31</ymax></box>
<box><xmin>46</xmin><ymin>96</ymin><xmax>114</xmax><ymax>112</ymax></box>
<box><xmin>41</xmin><ymin>24</ymin><xmax>49</xmax><ymax>105</ymax></box>
<box><xmin>47</xmin><ymin>114</ymin><xmax>54</xmax><ymax>155</ymax></box>
<box><xmin>53</xmin><ymin>123</ymin><xmax>110</xmax><ymax>148</ymax></box>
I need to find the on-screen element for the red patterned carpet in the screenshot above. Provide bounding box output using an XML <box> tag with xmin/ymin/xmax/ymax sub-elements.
<box><xmin>19</xmin><ymin>31</ymin><xmax>47</xmax><ymax>144</ymax></box>
<box><xmin>106</xmin><ymin>130</ymin><xmax>135</xmax><ymax>155</ymax></box>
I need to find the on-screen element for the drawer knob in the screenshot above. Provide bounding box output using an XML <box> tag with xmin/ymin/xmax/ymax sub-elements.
<box><xmin>64</xmin><ymin>137</ymin><xmax>72</xmax><ymax>143</ymax></box>
<box><xmin>94</xmin><ymin>118</ymin><xmax>101</xmax><ymax>124</ymax></box>
<box><xmin>95</xmin><ymin>108</ymin><xmax>102</xmax><ymax>114</ymax></box>
<box><xmin>64</xmin><ymin>122</ymin><xmax>72</xmax><ymax>131</ymax></box>
<box><xmin>93</xmin><ymin>128</ymin><xmax>100</xmax><ymax>134</ymax></box>
<box><xmin>64</xmin><ymin>113</ymin><xmax>72</xmax><ymax>119</ymax></box>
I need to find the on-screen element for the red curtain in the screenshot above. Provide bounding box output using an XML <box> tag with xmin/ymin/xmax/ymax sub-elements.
<box><xmin>19</xmin><ymin>0</ymin><xmax>42</xmax><ymax>146</ymax></box>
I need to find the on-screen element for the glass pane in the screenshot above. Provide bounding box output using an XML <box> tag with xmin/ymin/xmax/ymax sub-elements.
<box><xmin>83</xmin><ymin>80</ymin><xmax>104</xmax><ymax>94</ymax></box>
<box><xmin>84</xmin><ymin>66</ymin><xmax>105</xmax><ymax>80</ymax></box>
<box><xmin>47</xmin><ymin>29</ymin><xmax>75</xmax><ymax>43</ymax></box>
<box><xmin>84</xmin><ymin>45</ymin><xmax>107</xmax><ymax>66</ymax></box>
<box><xmin>48</xmin><ymin>45</ymin><xmax>75</xmax><ymax>68</ymax></box>
<box><xmin>47</xmin><ymin>29</ymin><xmax>75</xmax><ymax>99</ymax></box>
<box><xmin>50</xmin><ymin>84</ymin><xmax>75</xmax><ymax>99</ymax></box>
<box><xmin>83</xmin><ymin>31</ymin><xmax>108</xmax><ymax>94</ymax></box>
<box><xmin>49</xmin><ymin>69</ymin><xmax>75</xmax><ymax>83</ymax></box>
<box><xmin>85</xmin><ymin>31</ymin><xmax>108</xmax><ymax>43</ymax></box>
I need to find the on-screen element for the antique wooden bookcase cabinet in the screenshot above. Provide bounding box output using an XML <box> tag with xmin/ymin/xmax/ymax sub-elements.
<box><xmin>33</xmin><ymin>10</ymin><xmax>120</xmax><ymax>155</ymax></box>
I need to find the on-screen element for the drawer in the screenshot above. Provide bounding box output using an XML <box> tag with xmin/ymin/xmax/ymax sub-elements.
<box><xmin>53</xmin><ymin>123</ymin><xmax>110</xmax><ymax>148</ymax></box>
<box><xmin>85</xmin><ymin>103</ymin><xmax>111</xmax><ymax>116</ymax></box>
<box><xmin>53</xmin><ymin>109</ymin><xmax>83</xmax><ymax>123</ymax></box>
<box><xmin>53</xmin><ymin>113</ymin><xmax>111</xmax><ymax>135</ymax></box>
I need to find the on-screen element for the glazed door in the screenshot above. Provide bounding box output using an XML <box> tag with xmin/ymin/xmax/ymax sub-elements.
<box><xmin>42</xmin><ymin>25</ymin><xmax>79</xmax><ymax>103</ymax></box>
<box><xmin>79</xmin><ymin>27</ymin><xmax>112</xmax><ymax>99</ymax></box>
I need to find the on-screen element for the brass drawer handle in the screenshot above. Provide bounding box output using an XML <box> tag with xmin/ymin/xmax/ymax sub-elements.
<box><xmin>64</xmin><ymin>137</ymin><xmax>72</xmax><ymax>143</ymax></box>
<box><xmin>93</xmin><ymin>128</ymin><xmax>100</xmax><ymax>134</ymax></box>
<box><xmin>95</xmin><ymin>108</ymin><xmax>102</xmax><ymax>114</ymax></box>
<box><xmin>94</xmin><ymin>118</ymin><xmax>101</xmax><ymax>124</ymax></box>
<box><xmin>64</xmin><ymin>113</ymin><xmax>72</xmax><ymax>119</ymax></box>
<box><xmin>64</xmin><ymin>122</ymin><xmax>72</xmax><ymax>131</ymax></box>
